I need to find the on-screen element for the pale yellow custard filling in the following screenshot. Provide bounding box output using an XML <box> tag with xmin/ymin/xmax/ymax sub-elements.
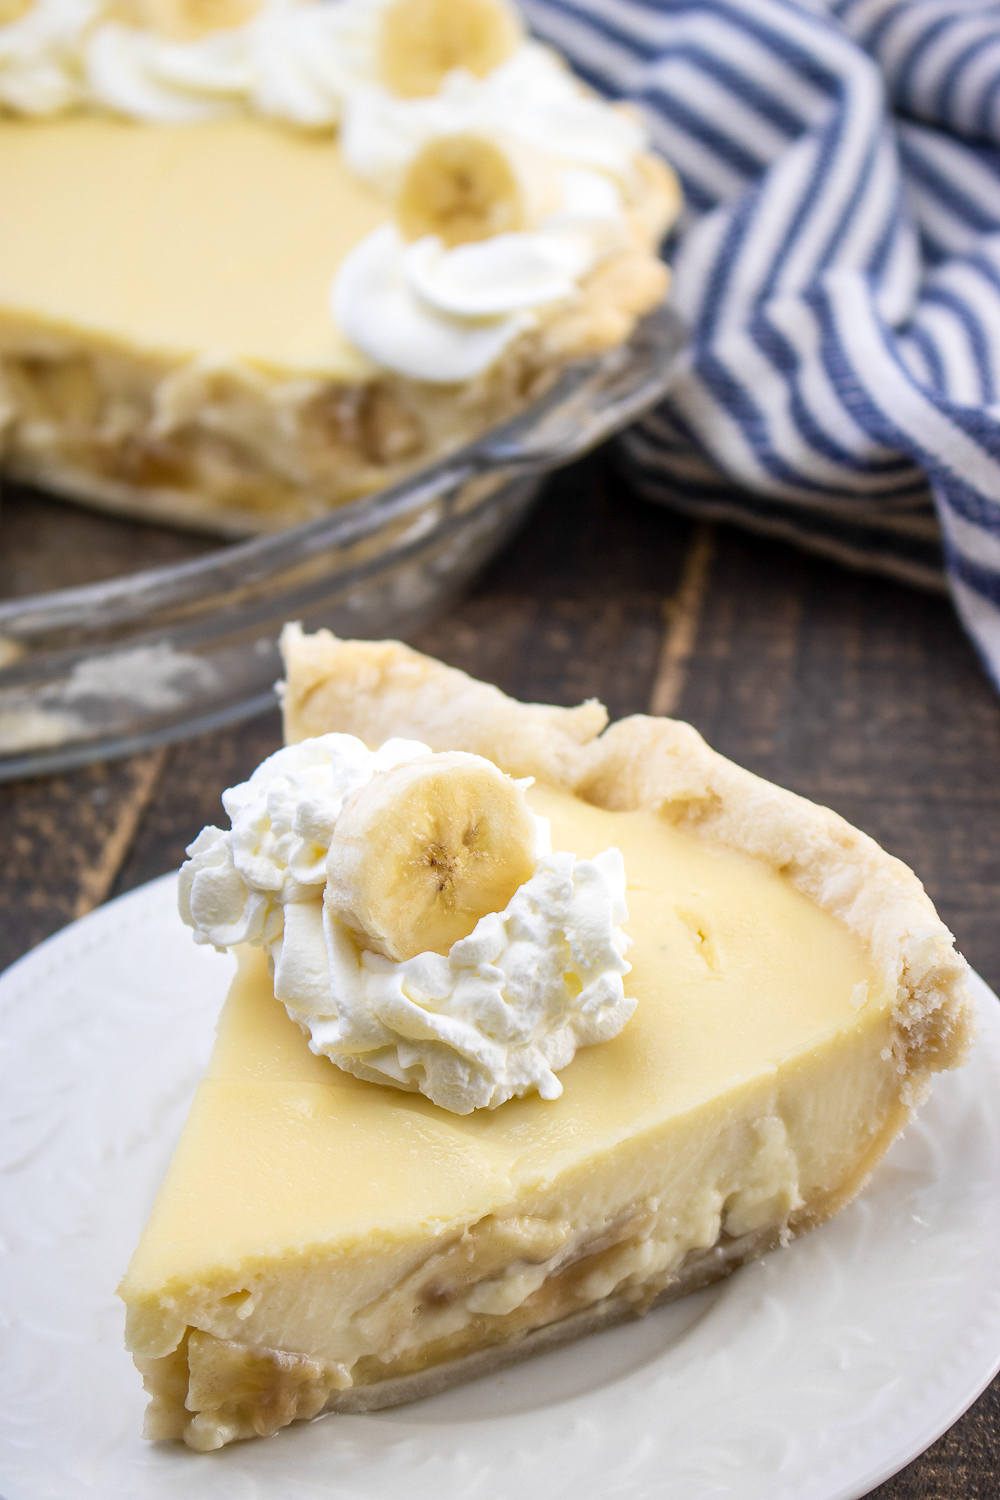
<box><xmin>0</xmin><ymin>116</ymin><xmax>384</xmax><ymax>377</ymax></box>
<box><xmin>120</xmin><ymin>781</ymin><xmax>905</xmax><ymax>1450</ymax></box>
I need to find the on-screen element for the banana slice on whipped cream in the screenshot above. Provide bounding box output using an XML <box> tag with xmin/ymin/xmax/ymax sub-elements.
<box><xmin>378</xmin><ymin>0</ymin><xmax>521</xmax><ymax>99</ymax></box>
<box><xmin>327</xmin><ymin>751</ymin><xmax>539</xmax><ymax>961</ymax></box>
<box><xmin>179</xmin><ymin>732</ymin><xmax>635</xmax><ymax>1113</ymax></box>
<box><xmin>396</xmin><ymin>132</ymin><xmax>528</xmax><ymax>245</ymax></box>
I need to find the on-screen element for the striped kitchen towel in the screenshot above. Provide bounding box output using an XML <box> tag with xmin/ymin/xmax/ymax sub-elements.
<box><xmin>523</xmin><ymin>0</ymin><xmax>1000</xmax><ymax>689</ymax></box>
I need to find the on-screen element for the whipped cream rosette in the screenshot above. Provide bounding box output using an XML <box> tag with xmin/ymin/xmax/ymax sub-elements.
<box><xmin>180</xmin><ymin>732</ymin><xmax>636</xmax><ymax>1114</ymax></box>
<box><xmin>332</xmin><ymin>39</ymin><xmax>652</xmax><ymax>381</ymax></box>
<box><xmin>83</xmin><ymin>0</ymin><xmax>394</xmax><ymax>125</ymax></box>
<box><xmin>0</xmin><ymin>0</ymin><xmax>98</xmax><ymax>114</ymax></box>
<box><xmin>340</xmin><ymin>42</ymin><xmax>646</xmax><ymax>196</ymax></box>
<box><xmin>10</xmin><ymin>0</ymin><xmax>534</xmax><ymax>129</ymax></box>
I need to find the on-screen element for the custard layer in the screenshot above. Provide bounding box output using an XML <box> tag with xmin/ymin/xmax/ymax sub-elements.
<box><xmin>0</xmin><ymin>116</ymin><xmax>385</xmax><ymax>377</ymax></box>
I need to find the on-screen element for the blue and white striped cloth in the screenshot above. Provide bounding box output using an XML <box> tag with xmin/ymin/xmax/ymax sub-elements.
<box><xmin>524</xmin><ymin>0</ymin><xmax>1000</xmax><ymax>689</ymax></box>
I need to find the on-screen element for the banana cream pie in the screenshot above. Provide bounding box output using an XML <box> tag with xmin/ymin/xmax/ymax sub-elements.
<box><xmin>118</xmin><ymin>626</ymin><xmax>974</xmax><ymax>1449</ymax></box>
<box><xmin>0</xmin><ymin>0</ymin><xmax>679</xmax><ymax>533</ymax></box>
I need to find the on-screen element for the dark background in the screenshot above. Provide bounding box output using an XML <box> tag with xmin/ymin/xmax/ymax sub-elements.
<box><xmin>2</xmin><ymin>450</ymin><xmax>997</xmax><ymax>1494</ymax></box>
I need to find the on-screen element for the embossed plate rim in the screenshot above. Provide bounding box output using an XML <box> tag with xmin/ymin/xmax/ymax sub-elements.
<box><xmin>0</xmin><ymin>873</ymin><xmax>999</xmax><ymax>1500</ymax></box>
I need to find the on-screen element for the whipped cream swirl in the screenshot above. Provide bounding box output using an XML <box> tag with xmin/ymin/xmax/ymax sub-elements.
<box><xmin>179</xmin><ymin>732</ymin><xmax>429</xmax><ymax>945</ymax></box>
<box><xmin>0</xmin><ymin>0</ymin><xmax>392</xmax><ymax>121</ymax></box>
<box><xmin>83</xmin><ymin>0</ymin><xmax>389</xmax><ymax>126</ymax></box>
<box><xmin>180</xmin><ymin>733</ymin><xmax>635</xmax><ymax>1113</ymax></box>
<box><xmin>0</xmin><ymin>0</ymin><xmax>98</xmax><ymax>114</ymax></box>
<box><xmin>340</xmin><ymin>44</ymin><xmax>646</xmax><ymax>196</ymax></box>
<box><xmin>333</xmin><ymin>43</ymin><xmax>645</xmax><ymax>380</ymax></box>
<box><xmin>333</xmin><ymin>164</ymin><xmax>629</xmax><ymax>383</ymax></box>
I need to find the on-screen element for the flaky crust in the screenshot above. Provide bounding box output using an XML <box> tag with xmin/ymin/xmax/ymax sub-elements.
<box><xmin>281</xmin><ymin>625</ymin><xmax>974</xmax><ymax>1088</ymax></box>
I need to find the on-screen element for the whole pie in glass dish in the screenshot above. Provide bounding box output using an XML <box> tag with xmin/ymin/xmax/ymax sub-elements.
<box><xmin>0</xmin><ymin>0</ymin><xmax>680</xmax><ymax>533</ymax></box>
<box><xmin>117</xmin><ymin>626</ymin><xmax>974</xmax><ymax>1450</ymax></box>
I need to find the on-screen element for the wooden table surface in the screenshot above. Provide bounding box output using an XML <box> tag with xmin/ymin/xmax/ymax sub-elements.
<box><xmin>1</xmin><ymin>452</ymin><xmax>998</xmax><ymax>1495</ymax></box>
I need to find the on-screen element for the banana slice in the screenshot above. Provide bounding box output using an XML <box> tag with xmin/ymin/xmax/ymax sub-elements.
<box><xmin>0</xmin><ymin>0</ymin><xmax>33</xmax><ymax>26</ymax></box>
<box><xmin>396</xmin><ymin>132</ymin><xmax>526</xmax><ymax>246</ymax></box>
<box><xmin>378</xmin><ymin>0</ymin><xmax>521</xmax><ymax>99</ymax></box>
<box><xmin>111</xmin><ymin>0</ymin><xmax>261</xmax><ymax>41</ymax></box>
<box><xmin>327</xmin><ymin>751</ymin><xmax>538</xmax><ymax>962</ymax></box>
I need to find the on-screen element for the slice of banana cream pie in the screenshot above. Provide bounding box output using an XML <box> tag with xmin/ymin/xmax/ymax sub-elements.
<box><xmin>0</xmin><ymin>0</ymin><xmax>679</xmax><ymax>532</ymax></box>
<box><xmin>117</xmin><ymin>625</ymin><xmax>974</xmax><ymax>1449</ymax></box>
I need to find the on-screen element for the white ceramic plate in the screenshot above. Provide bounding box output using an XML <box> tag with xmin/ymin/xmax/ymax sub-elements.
<box><xmin>1</xmin><ymin>874</ymin><xmax>999</xmax><ymax>1500</ymax></box>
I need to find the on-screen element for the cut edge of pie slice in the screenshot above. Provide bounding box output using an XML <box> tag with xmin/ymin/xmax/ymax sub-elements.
<box><xmin>117</xmin><ymin>625</ymin><xmax>974</xmax><ymax>1450</ymax></box>
<box><xmin>0</xmin><ymin>117</ymin><xmax>679</xmax><ymax>534</ymax></box>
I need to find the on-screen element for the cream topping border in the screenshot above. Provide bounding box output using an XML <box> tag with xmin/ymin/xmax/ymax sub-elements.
<box><xmin>279</xmin><ymin>622</ymin><xmax>975</xmax><ymax>1098</ymax></box>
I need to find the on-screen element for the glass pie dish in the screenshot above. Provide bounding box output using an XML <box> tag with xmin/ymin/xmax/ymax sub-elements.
<box><xmin>0</xmin><ymin>303</ymin><xmax>684</xmax><ymax>781</ymax></box>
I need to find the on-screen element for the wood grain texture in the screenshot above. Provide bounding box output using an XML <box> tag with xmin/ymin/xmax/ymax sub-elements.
<box><xmin>0</xmin><ymin>749</ymin><xmax>167</xmax><ymax>963</ymax></box>
<box><xmin>0</xmin><ymin>451</ymin><xmax>997</xmax><ymax>1493</ymax></box>
<box><xmin>648</xmin><ymin>522</ymin><xmax>716</xmax><ymax>716</ymax></box>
